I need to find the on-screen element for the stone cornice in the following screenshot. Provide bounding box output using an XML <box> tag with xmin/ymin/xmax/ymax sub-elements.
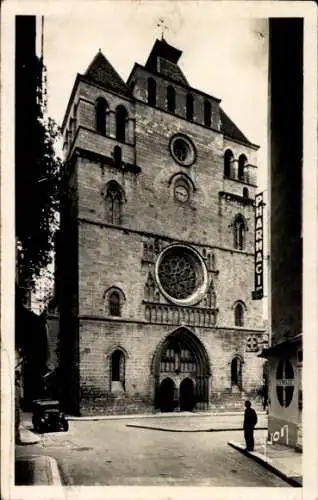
<box><xmin>68</xmin><ymin>145</ymin><xmax>141</xmax><ymax>174</ymax></box>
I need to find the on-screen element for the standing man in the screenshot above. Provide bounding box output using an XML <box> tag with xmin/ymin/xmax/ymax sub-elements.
<box><xmin>243</xmin><ymin>400</ymin><xmax>258</xmax><ymax>451</ymax></box>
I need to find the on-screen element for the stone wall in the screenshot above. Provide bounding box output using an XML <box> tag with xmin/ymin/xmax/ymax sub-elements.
<box><xmin>58</xmin><ymin>47</ymin><xmax>264</xmax><ymax>415</ymax></box>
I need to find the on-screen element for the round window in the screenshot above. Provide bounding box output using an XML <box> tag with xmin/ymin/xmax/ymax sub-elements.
<box><xmin>169</xmin><ymin>135</ymin><xmax>196</xmax><ymax>167</ymax></box>
<box><xmin>276</xmin><ymin>359</ymin><xmax>295</xmax><ymax>408</ymax></box>
<box><xmin>155</xmin><ymin>244</ymin><xmax>208</xmax><ymax>306</ymax></box>
<box><xmin>173</xmin><ymin>139</ymin><xmax>189</xmax><ymax>162</ymax></box>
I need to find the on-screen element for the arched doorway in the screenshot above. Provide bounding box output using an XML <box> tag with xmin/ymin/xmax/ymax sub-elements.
<box><xmin>153</xmin><ymin>327</ymin><xmax>210</xmax><ymax>412</ymax></box>
<box><xmin>159</xmin><ymin>378</ymin><xmax>175</xmax><ymax>412</ymax></box>
<box><xmin>180</xmin><ymin>378</ymin><xmax>195</xmax><ymax>411</ymax></box>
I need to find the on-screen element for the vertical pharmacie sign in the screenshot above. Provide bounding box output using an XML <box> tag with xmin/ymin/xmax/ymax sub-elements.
<box><xmin>252</xmin><ymin>192</ymin><xmax>264</xmax><ymax>300</ymax></box>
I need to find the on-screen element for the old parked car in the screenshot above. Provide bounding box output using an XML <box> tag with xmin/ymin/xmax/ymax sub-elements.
<box><xmin>32</xmin><ymin>399</ymin><xmax>69</xmax><ymax>433</ymax></box>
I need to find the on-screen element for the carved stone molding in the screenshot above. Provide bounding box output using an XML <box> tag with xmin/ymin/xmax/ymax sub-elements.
<box><xmin>144</xmin><ymin>301</ymin><xmax>218</xmax><ymax>327</ymax></box>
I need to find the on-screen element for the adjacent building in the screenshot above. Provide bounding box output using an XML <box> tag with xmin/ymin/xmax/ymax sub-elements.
<box><xmin>260</xmin><ymin>19</ymin><xmax>303</xmax><ymax>450</ymax></box>
<box><xmin>57</xmin><ymin>38</ymin><xmax>266</xmax><ymax>415</ymax></box>
<box><xmin>15</xmin><ymin>15</ymin><xmax>49</xmax><ymax>410</ymax></box>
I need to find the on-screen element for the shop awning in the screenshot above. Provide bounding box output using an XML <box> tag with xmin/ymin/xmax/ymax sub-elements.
<box><xmin>258</xmin><ymin>333</ymin><xmax>302</xmax><ymax>358</ymax></box>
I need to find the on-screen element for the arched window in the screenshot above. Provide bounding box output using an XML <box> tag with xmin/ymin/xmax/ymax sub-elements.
<box><xmin>104</xmin><ymin>181</ymin><xmax>124</xmax><ymax>225</ymax></box>
<box><xmin>113</xmin><ymin>145</ymin><xmax>122</xmax><ymax>166</ymax></box>
<box><xmin>148</xmin><ymin>78</ymin><xmax>157</xmax><ymax>106</ymax></box>
<box><xmin>233</xmin><ymin>215</ymin><xmax>246</xmax><ymax>250</ymax></box>
<box><xmin>104</xmin><ymin>286</ymin><xmax>126</xmax><ymax>316</ymax></box>
<box><xmin>224</xmin><ymin>149</ymin><xmax>233</xmax><ymax>178</ymax></box>
<box><xmin>111</xmin><ymin>349</ymin><xmax>125</xmax><ymax>391</ymax></box>
<box><xmin>186</xmin><ymin>93</ymin><xmax>194</xmax><ymax>120</ymax></box>
<box><xmin>95</xmin><ymin>97</ymin><xmax>108</xmax><ymax>135</ymax></box>
<box><xmin>204</xmin><ymin>100</ymin><xmax>211</xmax><ymax>127</ymax></box>
<box><xmin>115</xmin><ymin>105</ymin><xmax>128</xmax><ymax>142</ymax></box>
<box><xmin>231</xmin><ymin>357</ymin><xmax>243</xmax><ymax>389</ymax></box>
<box><xmin>238</xmin><ymin>154</ymin><xmax>247</xmax><ymax>181</ymax></box>
<box><xmin>234</xmin><ymin>303</ymin><xmax>244</xmax><ymax>327</ymax></box>
<box><xmin>109</xmin><ymin>291</ymin><xmax>121</xmax><ymax>316</ymax></box>
<box><xmin>167</xmin><ymin>86</ymin><xmax>176</xmax><ymax>113</ymax></box>
<box><xmin>243</xmin><ymin>187</ymin><xmax>249</xmax><ymax>199</ymax></box>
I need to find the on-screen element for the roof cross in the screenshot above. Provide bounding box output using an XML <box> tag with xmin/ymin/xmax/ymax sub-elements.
<box><xmin>156</xmin><ymin>18</ymin><xmax>168</xmax><ymax>40</ymax></box>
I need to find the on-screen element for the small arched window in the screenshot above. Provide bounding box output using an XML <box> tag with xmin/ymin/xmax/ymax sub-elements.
<box><xmin>148</xmin><ymin>78</ymin><xmax>157</xmax><ymax>106</ymax></box>
<box><xmin>111</xmin><ymin>349</ymin><xmax>125</xmax><ymax>391</ymax></box>
<box><xmin>204</xmin><ymin>100</ymin><xmax>211</xmax><ymax>127</ymax></box>
<box><xmin>231</xmin><ymin>357</ymin><xmax>243</xmax><ymax>389</ymax></box>
<box><xmin>238</xmin><ymin>154</ymin><xmax>247</xmax><ymax>181</ymax></box>
<box><xmin>233</xmin><ymin>215</ymin><xmax>246</xmax><ymax>250</ymax></box>
<box><xmin>95</xmin><ymin>97</ymin><xmax>108</xmax><ymax>135</ymax></box>
<box><xmin>113</xmin><ymin>145</ymin><xmax>122</xmax><ymax>166</ymax></box>
<box><xmin>186</xmin><ymin>93</ymin><xmax>194</xmax><ymax>121</ymax></box>
<box><xmin>115</xmin><ymin>105</ymin><xmax>128</xmax><ymax>142</ymax></box>
<box><xmin>224</xmin><ymin>149</ymin><xmax>233</xmax><ymax>178</ymax></box>
<box><xmin>243</xmin><ymin>187</ymin><xmax>249</xmax><ymax>199</ymax></box>
<box><xmin>167</xmin><ymin>86</ymin><xmax>176</xmax><ymax>113</ymax></box>
<box><xmin>104</xmin><ymin>181</ymin><xmax>124</xmax><ymax>225</ymax></box>
<box><xmin>109</xmin><ymin>291</ymin><xmax>121</xmax><ymax>316</ymax></box>
<box><xmin>234</xmin><ymin>303</ymin><xmax>244</xmax><ymax>327</ymax></box>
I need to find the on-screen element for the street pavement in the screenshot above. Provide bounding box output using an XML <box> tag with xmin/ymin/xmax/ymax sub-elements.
<box><xmin>122</xmin><ymin>412</ymin><xmax>268</xmax><ymax>431</ymax></box>
<box><xmin>16</xmin><ymin>415</ymin><xmax>290</xmax><ymax>487</ymax></box>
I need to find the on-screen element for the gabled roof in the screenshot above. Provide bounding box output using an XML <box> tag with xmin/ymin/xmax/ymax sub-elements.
<box><xmin>145</xmin><ymin>38</ymin><xmax>189</xmax><ymax>85</ymax></box>
<box><xmin>145</xmin><ymin>38</ymin><xmax>182</xmax><ymax>67</ymax></box>
<box><xmin>84</xmin><ymin>50</ymin><xmax>131</xmax><ymax>97</ymax></box>
<box><xmin>220</xmin><ymin>108</ymin><xmax>252</xmax><ymax>146</ymax></box>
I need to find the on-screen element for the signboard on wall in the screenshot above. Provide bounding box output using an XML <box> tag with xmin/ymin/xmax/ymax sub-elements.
<box><xmin>252</xmin><ymin>192</ymin><xmax>264</xmax><ymax>300</ymax></box>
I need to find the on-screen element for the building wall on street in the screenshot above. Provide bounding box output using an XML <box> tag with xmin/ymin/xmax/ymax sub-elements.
<box><xmin>267</xmin><ymin>19</ymin><xmax>303</xmax><ymax>449</ymax></box>
<box><xmin>46</xmin><ymin>315</ymin><xmax>60</xmax><ymax>371</ymax></box>
<box><xmin>270</xmin><ymin>18</ymin><xmax>303</xmax><ymax>345</ymax></box>
<box><xmin>77</xmin><ymin>212</ymin><xmax>262</xmax><ymax>329</ymax></box>
<box><xmin>77</xmin><ymin>320</ymin><xmax>264</xmax><ymax>415</ymax></box>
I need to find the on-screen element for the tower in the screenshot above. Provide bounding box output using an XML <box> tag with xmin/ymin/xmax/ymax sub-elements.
<box><xmin>59</xmin><ymin>38</ymin><xmax>264</xmax><ymax>415</ymax></box>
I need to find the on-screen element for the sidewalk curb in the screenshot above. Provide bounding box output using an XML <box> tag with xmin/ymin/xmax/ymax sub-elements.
<box><xmin>47</xmin><ymin>456</ymin><xmax>63</xmax><ymax>485</ymax></box>
<box><xmin>67</xmin><ymin>411</ymin><xmax>267</xmax><ymax>421</ymax></box>
<box><xmin>15</xmin><ymin>455</ymin><xmax>63</xmax><ymax>486</ymax></box>
<box><xmin>126</xmin><ymin>424</ymin><xmax>268</xmax><ymax>433</ymax></box>
<box><xmin>227</xmin><ymin>441</ymin><xmax>302</xmax><ymax>487</ymax></box>
<box><xmin>17</xmin><ymin>428</ymin><xmax>41</xmax><ymax>445</ymax></box>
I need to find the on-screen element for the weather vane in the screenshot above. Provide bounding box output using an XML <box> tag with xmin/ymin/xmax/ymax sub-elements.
<box><xmin>157</xmin><ymin>18</ymin><xmax>168</xmax><ymax>40</ymax></box>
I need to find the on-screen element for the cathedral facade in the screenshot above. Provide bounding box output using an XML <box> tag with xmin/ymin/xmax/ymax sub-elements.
<box><xmin>58</xmin><ymin>39</ymin><xmax>265</xmax><ymax>415</ymax></box>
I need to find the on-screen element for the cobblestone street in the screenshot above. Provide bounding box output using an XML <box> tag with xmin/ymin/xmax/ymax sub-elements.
<box><xmin>16</xmin><ymin>416</ymin><xmax>290</xmax><ymax>486</ymax></box>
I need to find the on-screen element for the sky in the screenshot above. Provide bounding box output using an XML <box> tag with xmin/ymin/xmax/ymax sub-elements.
<box><xmin>39</xmin><ymin>1</ymin><xmax>269</xmax><ymax>189</ymax></box>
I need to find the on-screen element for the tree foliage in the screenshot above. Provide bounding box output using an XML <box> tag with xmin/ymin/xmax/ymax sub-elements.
<box><xmin>15</xmin><ymin>55</ymin><xmax>62</xmax><ymax>292</ymax></box>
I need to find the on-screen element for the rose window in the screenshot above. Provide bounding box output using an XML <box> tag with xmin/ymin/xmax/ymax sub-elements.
<box><xmin>155</xmin><ymin>244</ymin><xmax>208</xmax><ymax>306</ymax></box>
<box><xmin>158</xmin><ymin>252</ymin><xmax>197</xmax><ymax>299</ymax></box>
